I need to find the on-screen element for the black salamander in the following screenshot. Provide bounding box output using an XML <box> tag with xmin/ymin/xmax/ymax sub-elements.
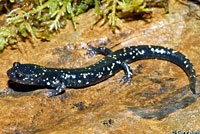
<box><xmin>7</xmin><ymin>45</ymin><xmax>196</xmax><ymax>96</ymax></box>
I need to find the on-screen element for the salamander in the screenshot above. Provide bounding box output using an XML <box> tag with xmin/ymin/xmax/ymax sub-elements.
<box><xmin>7</xmin><ymin>45</ymin><xmax>196</xmax><ymax>96</ymax></box>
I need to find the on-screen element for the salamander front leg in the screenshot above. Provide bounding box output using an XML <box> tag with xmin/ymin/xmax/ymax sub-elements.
<box><xmin>118</xmin><ymin>62</ymin><xmax>133</xmax><ymax>85</ymax></box>
<box><xmin>84</xmin><ymin>43</ymin><xmax>113</xmax><ymax>57</ymax></box>
<box><xmin>48</xmin><ymin>83</ymin><xmax>66</xmax><ymax>97</ymax></box>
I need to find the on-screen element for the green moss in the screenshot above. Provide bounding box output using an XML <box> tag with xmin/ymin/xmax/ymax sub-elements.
<box><xmin>0</xmin><ymin>0</ymin><xmax>169</xmax><ymax>50</ymax></box>
<box><xmin>0</xmin><ymin>27</ymin><xmax>16</xmax><ymax>50</ymax></box>
<box><xmin>97</xmin><ymin>0</ymin><xmax>152</xmax><ymax>31</ymax></box>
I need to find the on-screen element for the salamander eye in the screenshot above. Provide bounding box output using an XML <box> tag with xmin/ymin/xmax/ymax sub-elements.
<box><xmin>13</xmin><ymin>62</ymin><xmax>20</xmax><ymax>67</ymax></box>
<box><xmin>15</xmin><ymin>72</ymin><xmax>24</xmax><ymax>79</ymax></box>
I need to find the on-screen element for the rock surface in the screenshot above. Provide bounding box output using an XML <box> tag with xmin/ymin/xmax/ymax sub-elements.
<box><xmin>0</xmin><ymin>0</ymin><xmax>200</xmax><ymax>133</ymax></box>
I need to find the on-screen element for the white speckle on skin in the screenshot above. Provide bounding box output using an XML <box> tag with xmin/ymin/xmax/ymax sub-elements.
<box><xmin>71</xmin><ymin>75</ymin><xmax>76</xmax><ymax>79</ymax></box>
<box><xmin>86</xmin><ymin>82</ymin><xmax>90</xmax><ymax>84</ymax></box>
<box><xmin>96</xmin><ymin>72</ymin><xmax>103</xmax><ymax>78</ymax></box>
<box><xmin>184</xmin><ymin>60</ymin><xmax>187</xmax><ymax>64</ymax></box>
<box><xmin>47</xmin><ymin>82</ymin><xmax>50</xmax><ymax>86</ymax></box>
<box><xmin>78</xmin><ymin>80</ymin><xmax>81</xmax><ymax>83</ymax></box>
<box><xmin>109</xmin><ymin>71</ymin><xmax>113</xmax><ymax>75</ymax></box>
<box><xmin>172</xmin><ymin>50</ymin><xmax>177</xmax><ymax>54</ymax></box>
<box><xmin>155</xmin><ymin>48</ymin><xmax>166</xmax><ymax>54</ymax></box>
<box><xmin>116</xmin><ymin>61</ymin><xmax>121</xmax><ymax>64</ymax></box>
<box><xmin>111</xmin><ymin>63</ymin><xmax>115</xmax><ymax>69</ymax></box>
<box><xmin>138</xmin><ymin>50</ymin><xmax>145</xmax><ymax>55</ymax></box>
<box><xmin>24</xmin><ymin>77</ymin><xmax>29</xmax><ymax>80</ymax></box>
<box><xmin>123</xmin><ymin>48</ymin><xmax>126</xmax><ymax>52</ymax></box>
<box><xmin>167</xmin><ymin>51</ymin><xmax>171</xmax><ymax>54</ymax></box>
<box><xmin>98</xmin><ymin>75</ymin><xmax>102</xmax><ymax>78</ymax></box>
<box><xmin>81</xmin><ymin>73</ymin><xmax>89</xmax><ymax>79</ymax></box>
<box><xmin>151</xmin><ymin>48</ymin><xmax>154</xmax><ymax>52</ymax></box>
<box><xmin>52</xmin><ymin>80</ymin><xmax>59</xmax><ymax>84</ymax></box>
<box><xmin>83</xmin><ymin>75</ymin><xmax>86</xmax><ymax>78</ymax></box>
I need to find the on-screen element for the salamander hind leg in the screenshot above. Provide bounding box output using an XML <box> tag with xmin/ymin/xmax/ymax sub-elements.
<box><xmin>118</xmin><ymin>62</ymin><xmax>133</xmax><ymax>85</ymax></box>
<box><xmin>84</xmin><ymin>43</ymin><xmax>113</xmax><ymax>57</ymax></box>
<box><xmin>47</xmin><ymin>83</ymin><xmax>66</xmax><ymax>97</ymax></box>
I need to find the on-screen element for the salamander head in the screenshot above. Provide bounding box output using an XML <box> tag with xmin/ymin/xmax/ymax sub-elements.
<box><xmin>7</xmin><ymin>62</ymin><xmax>43</xmax><ymax>85</ymax></box>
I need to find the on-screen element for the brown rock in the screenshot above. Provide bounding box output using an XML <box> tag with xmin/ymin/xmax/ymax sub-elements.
<box><xmin>0</xmin><ymin>0</ymin><xmax>200</xmax><ymax>133</ymax></box>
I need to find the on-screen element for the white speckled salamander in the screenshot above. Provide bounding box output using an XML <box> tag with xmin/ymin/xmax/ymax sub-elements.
<box><xmin>7</xmin><ymin>45</ymin><xmax>196</xmax><ymax>96</ymax></box>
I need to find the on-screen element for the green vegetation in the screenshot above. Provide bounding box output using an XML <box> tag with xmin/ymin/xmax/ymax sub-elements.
<box><xmin>97</xmin><ymin>0</ymin><xmax>152</xmax><ymax>31</ymax></box>
<box><xmin>0</xmin><ymin>0</ymin><xmax>168</xmax><ymax>50</ymax></box>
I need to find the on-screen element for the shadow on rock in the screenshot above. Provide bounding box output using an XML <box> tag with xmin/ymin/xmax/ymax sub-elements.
<box><xmin>0</xmin><ymin>80</ymin><xmax>53</xmax><ymax>97</ymax></box>
<box><xmin>127</xmin><ymin>75</ymin><xmax>200</xmax><ymax>120</ymax></box>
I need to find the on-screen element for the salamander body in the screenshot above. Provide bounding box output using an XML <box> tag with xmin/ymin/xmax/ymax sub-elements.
<box><xmin>7</xmin><ymin>45</ymin><xmax>196</xmax><ymax>96</ymax></box>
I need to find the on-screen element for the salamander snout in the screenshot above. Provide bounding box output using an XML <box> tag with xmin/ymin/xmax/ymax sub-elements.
<box><xmin>7</xmin><ymin>62</ymin><xmax>44</xmax><ymax>85</ymax></box>
<box><xmin>7</xmin><ymin>62</ymin><xmax>25</xmax><ymax>83</ymax></box>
